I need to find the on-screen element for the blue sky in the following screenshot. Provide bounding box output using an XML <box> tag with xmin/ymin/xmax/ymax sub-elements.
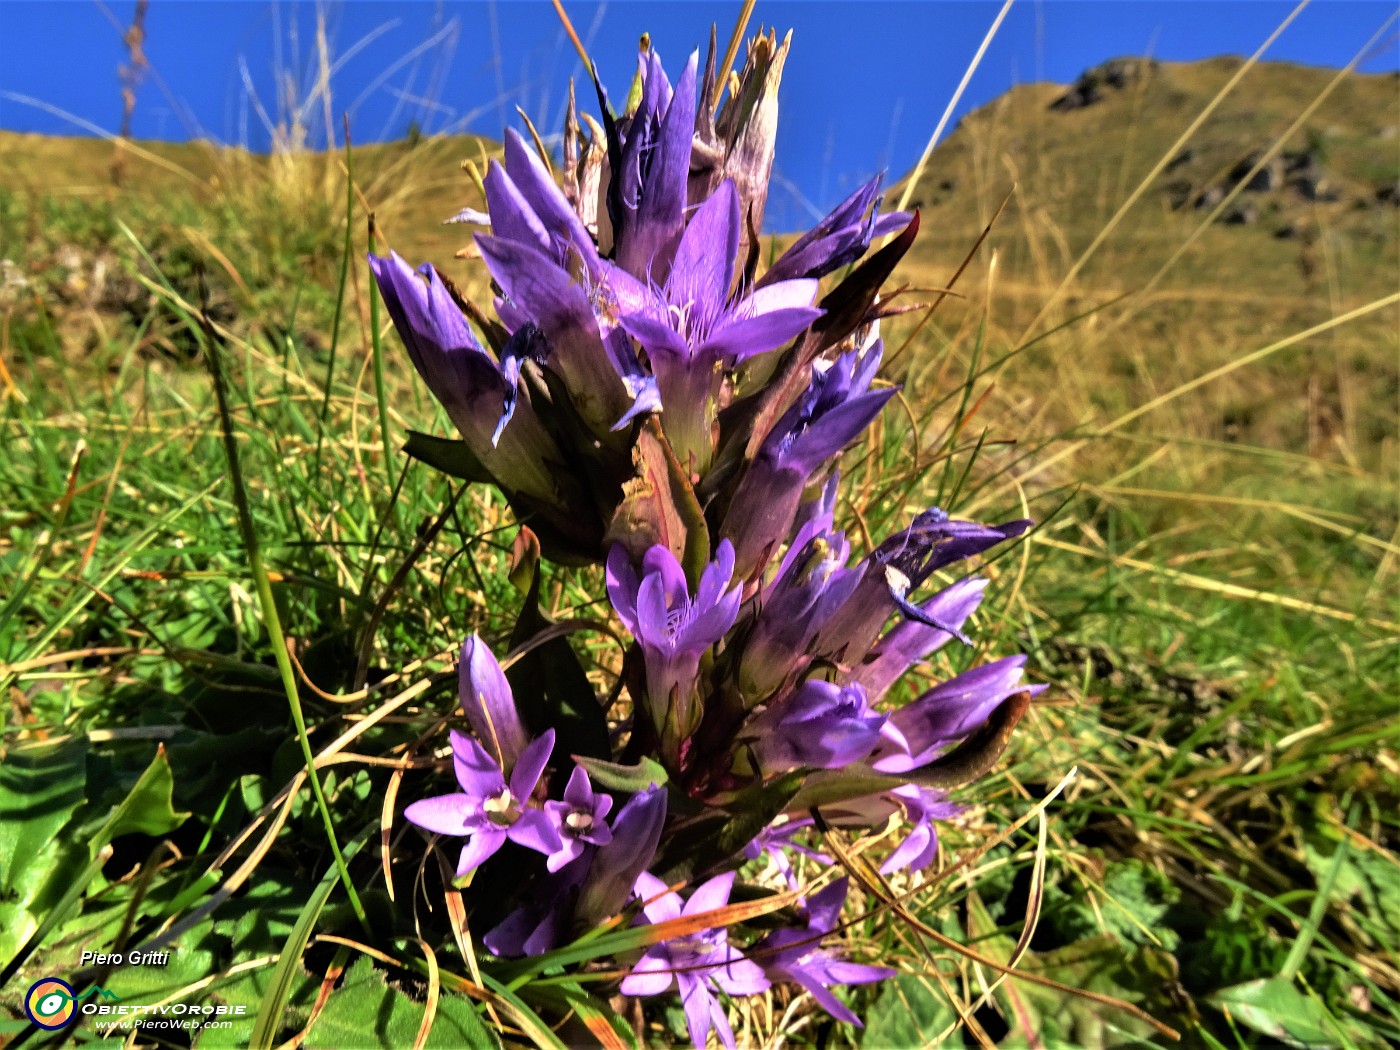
<box><xmin>2</xmin><ymin>1</ymin><xmax>1395</xmax><ymax>230</ymax></box>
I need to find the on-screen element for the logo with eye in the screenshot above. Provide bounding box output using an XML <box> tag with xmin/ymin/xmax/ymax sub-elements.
<box><xmin>23</xmin><ymin>979</ymin><xmax>120</xmax><ymax>1029</ymax></box>
<box><xmin>25</xmin><ymin>978</ymin><xmax>77</xmax><ymax>1030</ymax></box>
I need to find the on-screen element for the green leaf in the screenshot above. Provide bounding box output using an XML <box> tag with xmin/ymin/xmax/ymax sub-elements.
<box><xmin>402</xmin><ymin>430</ymin><xmax>492</xmax><ymax>483</ymax></box>
<box><xmin>573</xmin><ymin>755</ymin><xmax>668</xmax><ymax>794</ymax></box>
<box><xmin>100</xmin><ymin>744</ymin><xmax>191</xmax><ymax>844</ymax></box>
<box><xmin>964</xmin><ymin>891</ymin><xmax>1173</xmax><ymax>1048</ymax></box>
<box><xmin>1209</xmin><ymin>977</ymin><xmax>1340</xmax><ymax>1049</ymax></box>
<box><xmin>0</xmin><ymin>739</ymin><xmax>88</xmax><ymax>963</ymax></box>
<box><xmin>1300</xmin><ymin>817</ymin><xmax>1400</xmax><ymax>945</ymax></box>
<box><xmin>305</xmin><ymin>957</ymin><xmax>498</xmax><ymax>1050</ymax></box>
<box><xmin>2</xmin><ymin>745</ymin><xmax>190</xmax><ymax>984</ymax></box>
<box><xmin>863</xmin><ymin>974</ymin><xmax>956</xmax><ymax>1048</ymax></box>
<box><xmin>1043</xmin><ymin>859</ymin><xmax>1181</xmax><ymax>951</ymax></box>
<box><xmin>654</xmin><ymin>771</ymin><xmax>805</xmax><ymax>884</ymax></box>
<box><xmin>251</xmin><ymin>839</ymin><xmax>365</xmax><ymax>1050</ymax></box>
<box><xmin>0</xmin><ymin>739</ymin><xmax>87</xmax><ymax>891</ymax></box>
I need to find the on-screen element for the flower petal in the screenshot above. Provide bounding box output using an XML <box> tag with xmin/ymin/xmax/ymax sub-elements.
<box><xmin>509</xmin><ymin>729</ymin><xmax>557</xmax><ymax>800</ymax></box>
<box><xmin>458</xmin><ymin>635</ymin><xmax>529</xmax><ymax>772</ymax></box>
<box><xmin>620</xmin><ymin>949</ymin><xmax>675</xmax><ymax>996</ymax></box>
<box><xmin>701</xmin><ymin>305</ymin><xmax>823</xmax><ymax>363</ymax></box>
<box><xmin>456</xmin><ymin>828</ymin><xmax>507</xmax><ymax>876</ymax></box>
<box><xmin>668</xmin><ymin>180</ymin><xmax>739</xmax><ymax>317</ymax></box>
<box><xmin>403</xmin><ymin>793</ymin><xmax>476</xmax><ymax>837</ymax></box>
<box><xmin>450</xmin><ymin>730</ymin><xmax>506</xmax><ymax>798</ymax></box>
<box><xmin>509</xmin><ymin>809</ymin><xmax>563</xmax><ymax>856</ymax></box>
<box><xmin>678</xmin><ymin>973</ymin><xmax>717</xmax><ymax>1050</ymax></box>
<box><xmin>683</xmin><ymin>871</ymin><xmax>735</xmax><ymax>917</ymax></box>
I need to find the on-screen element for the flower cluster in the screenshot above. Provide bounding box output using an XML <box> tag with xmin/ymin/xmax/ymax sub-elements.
<box><xmin>376</xmin><ymin>30</ymin><xmax>1039</xmax><ymax>1046</ymax></box>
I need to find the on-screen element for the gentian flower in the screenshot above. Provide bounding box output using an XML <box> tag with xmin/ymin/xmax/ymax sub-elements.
<box><xmin>741</xmin><ymin>680</ymin><xmax>896</xmax><ymax>773</ymax></box>
<box><xmin>474</xmin><ymin>235</ymin><xmax>635</xmax><ymax>438</ymax></box>
<box><xmin>604</xmin><ymin>180</ymin><xmax>823</xmax><ymax>472</ymax></box>
<box><xmin>576</xmin><ymin>784</ymin><xmax>669</xmax><ymax>926</ymax></box>
<box><xmin>404</xmin><ymin>729</ymin><xmax>560</xmax><ymax>877</ymax></box>
<box><xmin>542</xmin><ymin>765</ymin><xmax>614</xmax><ymax>872</ymax></box>
<box><xmin>871</xmin><ymin>655</ymin><xmax>1044</xmax><ymax>773</ymax></box>
<box><xmin>738</xmin><ymin>523</ymin><xmax>857</xmax><ymax>702</ymax></box>
<box><xmin>752</xmin><ymin>878</ymin><xmax>894</xmax><ymax>1025</ymax></box>
<box><xmin>813</xmin><ymin>785</ymin><xmax>962</xmax><ymax>874</ymax></box>
<box><xmin>606</xmin><ymin>540</ymin><xmax>742</xmax><ymax>750</ymax></box>
<box><xmin>811</xmin><ymin>507</ymin><xmax>1032</xmax><ymax>665</ymax></box>
<box><xmin>484</xmin><ymin>129</ymin><xmax>602</xmax><ymax>279</ymax></box>
<box><xmin>483</xmin><ymin>860</ymin><xmax>585</xmax><ymax>958</ymax></box>
<box><xmin>472</xmin><ymin>126</ymin><xmax>645</xmax><ymax>438</ymax></box>
<box><xmin>722</xmin><ymin>337</ymin><xmax>896</xmax><ymax>578</ymax></box>
<box><xmin>880</xmin><ymin>785</ymin><xmax>962</xmax><ymax>873</ymax></box>
<box><xmin>367</xmin><ymin>251</ymin><xmax>568</xmax><ymax>503</ymax></box>
<box><xmin>492</xmin><ymin>780</ymin><xmax>665</xmax><ymax>957</ymax></box>
<box><xmin>622</xmin><ymin>871</ymin><xmax>769</xmax><ymax>1050</ymax></box>
<box><xmin>846</xmin><ymin>576</ymin><xmax>988</xmax><ymax>703</ymax></box>
<box><xmin>598</xmin><ymin>50</ymin><xmax>697</xmax><ymax>281</ymax></box>
<box><xmin>457</xmin><ymin>634</ymin><xmax>530</xmax><ymax>772</ymax></box>
<box><xmin>743</xmin><ymin>817</ymin><xmax>831</xmax><ymax>891</ymax></box>
<box><xmin>759</xmin><ymin>174</ymin><xmax>911</xmax><ymax>287</ymax></box>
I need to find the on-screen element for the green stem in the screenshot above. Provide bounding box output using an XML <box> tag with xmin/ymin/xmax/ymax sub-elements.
<box><xmin>202</xmin><ymin>313</ymin><xmax>369</xmax><ymax>933</ymax></box>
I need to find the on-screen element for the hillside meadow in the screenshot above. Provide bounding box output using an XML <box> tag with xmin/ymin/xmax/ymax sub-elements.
<box><xmin>1</xmin><ymin>50</ymin><xmax>1397</xmax><ymax>1049</ymax></box>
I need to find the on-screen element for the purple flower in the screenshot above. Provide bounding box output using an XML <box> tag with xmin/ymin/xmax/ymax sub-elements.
<box><xmin>811</xmin><ymin>508</ymin><xmax>1032</xmax><ymax>665</ymax></box>
<box><xmin>845</xmin><ymin>576</ymin><xmax>988</xmax><ymax>703</ymax></box>
<box><xmin>737</xmin><ymin>523</ymin><xmax>859</xmax><ymax>702</ymax></box>
<box><xmin>484</xmin><ymin>129</ymin><xmax>602</xmax><ymax>279</ymax></box>
<box><xmin>622</xmin><ymin>872</ymin><xmax>769</xmax><ymax>1050</ymax></box>
<box><xmin>814</xmin><ymin>786</ymin><xmax>962</xmax><ymax>873</ymax></box>
<box><xmin>598</xmin><ymin>50</ymin><xmax>697</xmax><ymax>282</ymax></box>
<box><xmin>742</xmin><ymin>680</ymin><xmax>896</xmax><ymax>773</ymax></box>
<box><xmin>576</xmin><ymin>784</ymin><xmax>669</xmax><ymax>926</ymax></box>
<box><xmin>474</xmin><ymin>233</ymin><xmax>635</xmax><ymax>438</ymax></box>
<box><xmin>492</xmin><ymin>781</ymin><xmax>667</xmax><ymax>956</ymax></box>
<box><xmin>721</xmin><ymin>337</ymin><xmax>896</xmax><ymax>578</ymax></box>
<box><xmin>472</xmin><ymin>129</ymin><xmax>643</xmax><ymax>438</ymax></box>
<box><xmin>871</xmin><ymin>655</ymin><xmax>1044</xmax><ymax>773</ymax></box>
<box><xmin>879</xmin><ymin>785</ymin><xmax>962</xmax><ymax>873</ymax></box>
<box><xmin>604</xmin><ymin>180</ymin><xmax>822</xmax><ymax>472</ymax></box>
<box><xmin>752</xmin><ymin>878</ymin><xmax>894</xmax><ymax>1025</ymax></box>
<box><xmin>742</xmin><ymin>817</ymin><xmax>830</xmax><ymax>891</ymax></box>
<box><xmin>367</xmin><ymin>251</ymin><xmax>566</xmax><ymax>501</ymax></box>
<box><xmin>759</xmin><ymin>174</ymin><xmax>911</xmax><ymax>287</ymax></box>
<box><xmin>403</xmin><ymin>729</ymin><xmax>561</xmax><ymax>877</ymax></box>
<box><xmin>606</xmin><ymin>540</ymin><xmax>742</xmax><ymax>746</ymax></box>
<box><xmin>542</xmin><ymin>765</ymin><xmax>614</xmax><ymax>872</ymax></box>
<box><xmin>457</xmin><ymin>634</ymin><xmax>530</xmax><ymax>773</ymax></box>
<box><xmin>483</xmin><ymin>860</ymin><xmax>585</xmax><ymax>958</ymax></box>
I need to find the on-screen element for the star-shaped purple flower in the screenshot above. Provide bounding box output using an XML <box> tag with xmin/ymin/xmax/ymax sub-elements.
<box><xmin>404</xmin><ymin>729</ymin><xmax>561</xmax><ymax>877</ymax></box>
<box><xmin>622</xmin><ymin>871</ymin><xmax>769</xmax><ymax>1050</ymax></box>
<box><xmin>606</xmin><ymin>540</ymin><xmax>742</xmax><ymax>745</ymax></box>
<box><xmin>752</xmin><ymin>877</ymin><xmax>894</xmax><ymax>1025</ymax></box>
<box><xmin>604</xmin><ymin>179</ymin><xmax>823</xmax><ymax>471</ymax></box>
<box><xmin>542</xmin><ymin>765</ymin><xmax>614</xmax><ymax>872</ymax></box>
